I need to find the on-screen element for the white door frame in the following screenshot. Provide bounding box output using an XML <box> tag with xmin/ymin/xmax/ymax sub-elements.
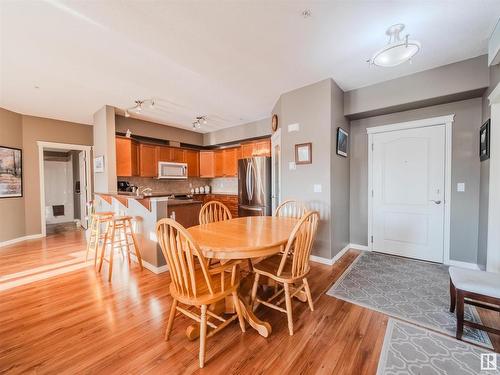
<box><xmin>367</xmin><ymin>114</ymin><xmax>454</xmax><ymax>264</ymax></box>
<box><xmin>37</xmin><ymin>141</ymin><xmax>92</xmax><ymax>237</ymax></box>
<box><xmin>271</xmin><ymin>127</ymin><xmax>282</xmax><ymax>212</ymax></box>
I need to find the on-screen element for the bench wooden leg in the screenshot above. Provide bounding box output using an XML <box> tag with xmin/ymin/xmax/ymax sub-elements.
<box><xmin>456</xmin><ymin>290</ymin><xmax>464</xmax><ymax>340</ymax></box>
<box><xmin>449</xmin><ymin>278</ymin><xmax>456</xmax><ymax>313</ymax></box>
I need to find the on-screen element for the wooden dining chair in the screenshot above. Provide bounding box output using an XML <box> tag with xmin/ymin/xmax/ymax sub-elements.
<box><xmin>199</xmin><ymin>201</ymin><xmax>232</xmax><ymax>225</ymax></box>
<box><xmin>156</xmin><ymin>218</ymin><xmax>245</xmax><ymax>368</ymax></box>
<box><xmin>250</xmin><ymin>211</ymin><xmax>319</xmax><ymax>336</ymax></box>
<box><xmin>274</xmin><ymin>199</ymin><xmax>307</xmax><ymax>219</ymax></box>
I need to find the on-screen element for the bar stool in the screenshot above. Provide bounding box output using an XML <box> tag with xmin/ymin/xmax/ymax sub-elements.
<box><xmin>98</xmin><ymin>216</ymin><xmax>144</xmax><ymax>281</ymax></box>
<box><xmin>86</xmin><ymin>212</ymin><xmax>114</xmax><ymax>266</ymax></box>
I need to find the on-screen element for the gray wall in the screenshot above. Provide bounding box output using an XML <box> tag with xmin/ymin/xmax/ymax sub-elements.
<box><xmin>277</xmin><ymin>79</ymin><xmax>332</xmax><ymax>258</ymax></box>
<box><xmin>350</xmin><ymin>98</ymin><xmax>482</xmax><ymax>264</ymax></box>
<box><xmin>115</xmin><ymin>115</ymin><xmax>204</xmax><ymax>146</ymax></box>
<box><xmin>478</xmin><ymin>63</ymin><xmax>500</xmax><ymax>268</ymax></box>
<box><xmin>345</xmin><ymin>55</ymin><xmax>489</xmax><ymax>118</ymax></box>
<box><xmin>330</xmin><ymin>81</ymin><xmax>350</xmax><ymax>257</ymax></box>
<box><xmin>203</xmin><ymin>118</ymin><xmax>271</xmax><ymax>146</ymax></box>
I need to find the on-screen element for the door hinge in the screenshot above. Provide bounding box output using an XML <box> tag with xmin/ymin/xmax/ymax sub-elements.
<box><xmin>371</xmin><ymin>143</ymin><xmax>374</xmax><ymax>151</ymax></box>
<box><xmin>371</xmin><ymin>189</ymin><xmax>374</xmax><ymax>197</ymax></box>
<box><xmin>371</xmin><ymin>235</ymin><xmax>373</xmax><ymax>243</ymax></box>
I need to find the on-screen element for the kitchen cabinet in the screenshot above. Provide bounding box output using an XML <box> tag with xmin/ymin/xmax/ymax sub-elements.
<box><xmin>157</xmin><ymin>146</ymin><xmax>171</xmax><ymax>162</ymax></box>
<box><xmin>194</xmin><ymin>194</ymin><xmax>238</xmax><ymax>218</ymax></box>
<box><xmin>185</xmin><ymin>149</ymin><xmax>199</xmax><ymax>177</ymax></box>
<box><xmin>199</xmin><ymin>151</ymin><xmax>215</xmax><ymax>178</ymax></box>
<box><xmin>239</xmin><ymin>139</ymin><xmax>271</xmax><ymax>159</ymax></box>
<box><xmin>139</xmin><ymin>144</ymin><xmax>158</xmax><ymax>177</ymax></box>
<box><xmin>171</xmin><ymin>148</ymin><xmax>185</xmax><ymax>163</ymax></box>
<box><xmin>116</xmin><ymin>137</ymin><xmax>139</xmax><ymax>177</ymax></box>
<box><xmin>223</xmin><ymin>148</ymin><xmax>238</xmax><ymax>177</ymax></box>
<box><xmin>214</xmin><ymin>150</ymin><xmax>224</xmax><ymax>177</ymax></box>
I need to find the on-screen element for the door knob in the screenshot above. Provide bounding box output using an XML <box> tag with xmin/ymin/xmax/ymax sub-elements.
<box><xmin>429</xmin><ymin>200</ymin><xmax>442</xmax><ymax>204</ymax></box>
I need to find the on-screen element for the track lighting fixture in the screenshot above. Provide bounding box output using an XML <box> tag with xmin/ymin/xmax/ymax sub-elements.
<box><xmin>192</xmin><ymin>115</ymin><xmax>208</xmax><ymax>129</ymax></box>
<box><xmin>123</xmin><ymin>98</ymin><xmax>155</xmax><ymax>117</ymax></box>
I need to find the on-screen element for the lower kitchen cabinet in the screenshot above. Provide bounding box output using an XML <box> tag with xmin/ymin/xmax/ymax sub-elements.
<box><xmin>193</xmin><ymin>194</ymin><xmax>238</xmax><ymax>218</ymax></box>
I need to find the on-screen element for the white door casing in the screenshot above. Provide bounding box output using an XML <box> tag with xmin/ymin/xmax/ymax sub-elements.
<box><xmin>78</xmin><ymin>151</ymin><xmax>88</xmax><ymax>229</ymax></box>
<box><xmin>271</xmin><ymin>128</ymin><xmax>281</xmax><ymax>212</ymax></box>
<box><xmin>367</xmin><ymin>115</ymin><xmax>454</xmax><ymax>264</ymax></box>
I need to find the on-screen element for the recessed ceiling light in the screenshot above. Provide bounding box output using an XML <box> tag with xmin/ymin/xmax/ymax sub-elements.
<box><xmin>368</xmin><ymin>24</ymin><xmax>421</xmax><ymax>67</ymax></box>
<box><xmin>34</xmin><ymin>85</ymin><xmax>40</xmax><ymax>89</ymax></box>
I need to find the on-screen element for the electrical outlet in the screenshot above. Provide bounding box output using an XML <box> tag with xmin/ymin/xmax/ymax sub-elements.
<box><xmin>314</xmin><ymin>184</ymin><xmax>322</xmax><ymax>193</ymax></box>
<box><xmin>457</xmin><ymin>183</ymin><xmax>465</xmax><ymax>192</ymax></box>
<box><xmin>289</xmin><ymin>162</ymin><xmax>296</xmax><ymax>170</ymax></box>
<box><xmin>288</xmin><ymin>123</ymin><xmax>300</xmax><ymax>132</ymax></box>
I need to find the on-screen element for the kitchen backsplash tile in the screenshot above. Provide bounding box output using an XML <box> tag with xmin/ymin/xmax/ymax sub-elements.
<box><xmin>210</xmin><ymin>177</ymin><xmax>238</xmax><ymax>194</ymax></box>
<box><xmin>119</xmin><ymin>177</ymin><xmax>210</xmax><ymax>194</ymax></box>
<box><xmin>119</xmin><ymin>176</ymin><xmax>238</xmax><ymax>195</ymax></box>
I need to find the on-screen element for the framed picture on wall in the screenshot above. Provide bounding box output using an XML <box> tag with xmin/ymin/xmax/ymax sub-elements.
<box><xmin>0</xmin><ymin>146</ymin><xmax>23</xmax><ymax>198</ymax></box>
<box><xmin>295</xmin><ymin>143</ymin><xmax>312</xmax><ymax>165</ymax></box>
<box><xmin>336</xmin><ymin>127</ymin><xmax>349</xmax><ymax>157</ymax></box>
<box><xmin>480</xmin><ymin>119</ymin><xmax>490</xmax><ymax>161</ymax></box>
<box><xmin>94</xmin><ymin>155</ymin><xmax>105</xmax><ymax>173</ymax></box>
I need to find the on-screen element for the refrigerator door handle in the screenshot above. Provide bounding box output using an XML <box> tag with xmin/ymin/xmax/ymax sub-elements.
<box><xmin>248</xmin><ymin>162</ymin><xmax>254</xmax><ymax>201</ymax></box>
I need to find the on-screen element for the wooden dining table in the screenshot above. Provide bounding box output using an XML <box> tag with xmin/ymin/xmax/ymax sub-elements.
<box><xmin>187</xmin><ymin>216</ymin><xmax>299</xmax><ymax>338</ymax></box>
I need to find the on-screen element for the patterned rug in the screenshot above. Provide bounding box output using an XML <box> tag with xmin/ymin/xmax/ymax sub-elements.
<box><xmin>326</xmin><ymin>251</ymin><xmax>492</xmax><ymax>347</ymax></box>
<box><xmin>377</xmin><ymin>319</ymin><xmax>499</xmax><ymax>374</ymax></box>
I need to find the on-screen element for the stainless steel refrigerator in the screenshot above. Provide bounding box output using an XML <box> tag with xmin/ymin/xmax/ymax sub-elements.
<box><xmin>238</xmin><ymin>156</ymin><xmax>272</xmax><ymax>217</ymax></box>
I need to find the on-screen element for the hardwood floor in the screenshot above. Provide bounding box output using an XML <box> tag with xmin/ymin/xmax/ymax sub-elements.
<box><xmin>0</xmin><ymin>232</ymin><xmax>497</xmax><ymax>374</ymax></box>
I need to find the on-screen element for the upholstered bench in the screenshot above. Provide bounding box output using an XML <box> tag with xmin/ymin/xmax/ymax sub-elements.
<box><xmin>449</xmin><ymin>267</ymin><xmax>500</xmax><ymax>340</ymax></box>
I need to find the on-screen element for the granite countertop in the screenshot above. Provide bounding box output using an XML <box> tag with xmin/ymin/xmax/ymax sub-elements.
<box><xmin>96</xmin><ymin>192</ymin><xmax>202</xmax><ymax>205</ymax></box>
<box><xmin>194</xmin><ymin>192</ymin><xmax>238</xmax><ymax>196</ymax></box>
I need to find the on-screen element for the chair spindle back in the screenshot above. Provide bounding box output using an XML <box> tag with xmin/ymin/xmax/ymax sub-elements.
<box><xmin>199</xmin><ymin>201</ymin><xmax>232</xmax><ymax>225</ymax></box>
<box><xmin>274</xmin><ymin>200</ymin><xmax>307</xmax><ymax>219</ymax></box>
<box><xmin>278</xmin><ymin>211</ymin><xmax>319</xmax><ymax>278</ymax></box>
<box><xmin>156</xmin><ymin>218</ymin><xmax>214</xmax><ymax>298</ymax></box>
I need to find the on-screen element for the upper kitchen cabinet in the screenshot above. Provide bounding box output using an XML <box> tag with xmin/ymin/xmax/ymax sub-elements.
<box><xmin>222</xmin><ymin>148</ymin><xmax>238</xmax><ymax>177</ymax></box>
<box><xmin>239</xmin><ymin>138</ymin><xmax>271</xmax><ymax>159</ymax></box>
<box><xmin>185</xmin><ymin>149</ymin><xmax>200</xmax><ymax>177</ymax></box>
<box><xmin>116</xmin><ymin>137</ymin><xmax>139</xmax><ymax>177</ymax></box>
<box><xmin>139</xmin><ymin>144</ymin><xmax>158</xmax><ymax>177</ymax></box>
<box><xmin>158</xmin><ymin>146</ymin><xmax>186</xmax><ymax>163</ymax></box>
<box><xmin>158</xmin><ymin>146</ymin><xmax>171</xmax><ymax>162</ymax></box>
<box><xmin>171</xmin><ymin>147</ymin><xmax>186</xmax><ymax>163</ymax></box>
<box><xmin>214</xmin><ymin>150</ymin><xmax>224</xmax><ymax>177</ymax></box>
<box><xmin>199</xmin><ymin>151</ymin><xmax>215</xmax><ymax>178</ymax></box>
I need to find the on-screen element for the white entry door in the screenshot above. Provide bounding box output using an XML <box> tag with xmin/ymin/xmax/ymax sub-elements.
<box><xmin>371</xmin><ymin>125</ymin><xmax>445</xmax><ymax>262</ymax></box>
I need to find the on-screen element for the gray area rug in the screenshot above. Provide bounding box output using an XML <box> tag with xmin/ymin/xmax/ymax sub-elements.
<box><xmin>377</xmin><ymin>319</ymin><xmax>499</xmax><ymax>375</ymax></box>
<box><xmin>326</xmin><ymin>251</ymin><xmax>492</xmax><ymax>347</ymax></box>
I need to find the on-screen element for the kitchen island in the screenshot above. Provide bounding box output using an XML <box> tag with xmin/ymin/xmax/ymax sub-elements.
<box><xmin>94</xmin><ymin>193</ymin><xmax>202</xmax><ymax>273</ymax></box>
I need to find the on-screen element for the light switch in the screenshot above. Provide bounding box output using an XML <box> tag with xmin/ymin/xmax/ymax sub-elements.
<box><xmin>457</xmin><ymin>183</ymin><xmax>465</xmax><ymax>192</ymax></box>
<box><xmin>288</xmin><ymin>123</ymin><xmax>300</xmax><ymax>132</ymax></box>
<box><xmin>289</xmin><ymin>161</ymin><xmax>296</xmax><ymax>170</ymax></box>
<box><xmin>314</xmin><ymin>184</ymin><xmax>322</xmax><ymax>193</ymax></box>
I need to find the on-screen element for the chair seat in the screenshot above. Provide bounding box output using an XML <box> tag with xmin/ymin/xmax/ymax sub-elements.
<box><xmin>253</xmin><ymin>254</ymin><xmax>308</xmax><ymax>282</ymax></box>
<box><xmin>449</xmin><ymin>267</ymin><xmax>500</xmax><ymax>299</ymax></box>
<box><xmin>170</xmin><ymin>266</ymin><xmax>239</xmax><ymax>305</ymax></box>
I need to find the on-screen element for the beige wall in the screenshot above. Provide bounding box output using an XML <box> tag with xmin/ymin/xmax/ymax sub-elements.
<box><xmin>22</xmin><ymin>115</ymin><xmax>93</xmax><ymax>235</ymax></box>
<box><xmin>0</xmin><ymin>109</ymin><xmax>93</xmax><ymax>242</ymax></box>
<box><xmin>93</xmin><ymin>106</ymin><xmax>117</xmax><ymax>194</ymax></box>
<box><xmin>0</xmin><ymin>108</ymin><xmax>25</xmax><ymax>242</ymax></box>
<box><xmin>115</xmin><ymin>115</ymin><xmax>203</xmax><ymax>146</ymax></box>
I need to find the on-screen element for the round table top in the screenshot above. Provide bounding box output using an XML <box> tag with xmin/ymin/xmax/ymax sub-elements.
<box><xmin>188</xmin><ymin>216</ymin><xmax>298</xmax><ymax>260</ymax></box>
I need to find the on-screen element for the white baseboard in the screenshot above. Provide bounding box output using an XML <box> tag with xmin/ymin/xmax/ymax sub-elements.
<box><xmin>0</xmin><ymin>233</ymin><xmax>44</xmax><ymax>248</ymax></box>
<box><xmin>310</xmin><ymin>243</ymin><xmax>352</xmax><ymax>266</ymax></box>
<box><xmin>130</xmin><ymin>254</ymin><xmax>168</xmax><ymax>274</ymax></box>
<box><xmin>447</xmin><ymin>260</ymin><xmax>480</xmax><ymax>270</ymax></box>
<box><xmin>349</xmin><ymin>243</ymin><xmax>370</xmax><ymax>251</ymax></box>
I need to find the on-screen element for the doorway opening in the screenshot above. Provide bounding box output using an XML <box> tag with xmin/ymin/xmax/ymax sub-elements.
<box><xmin>37</xmin><ymin>142</ymin><xmax>92</xmax><ymax>237</ymax></box>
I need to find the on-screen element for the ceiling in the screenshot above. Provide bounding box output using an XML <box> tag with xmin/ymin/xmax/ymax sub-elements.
<box><xmin>1</xmin><ymin>1</ymin><xmax>499</xmax><ymax>133</ymax></box>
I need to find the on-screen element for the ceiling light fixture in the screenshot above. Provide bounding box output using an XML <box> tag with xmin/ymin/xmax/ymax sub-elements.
<box><xmin>301</xmin><ymin>9</ymin><xmax>312</xmax><ymax>18</ymax></box>
<box><xmin>123</xmin><ymin>98</ymin><xmax>155</xmax><ymax>117</ymax></box>
<box><xmin>193</xmin><ymin>116</ymin><xmax>207</xmax><ymax>129</ymax></box>
<box><xmin>368</xmin><ymin>24</ymin><xmax>421</xmax><ymax>67</ymax></box>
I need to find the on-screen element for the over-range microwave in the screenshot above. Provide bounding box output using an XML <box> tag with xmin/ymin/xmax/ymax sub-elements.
<box><xmin>158</xmin><ymin>162</ymin><xmax>188</xmax><ymax>179</ymax></box>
